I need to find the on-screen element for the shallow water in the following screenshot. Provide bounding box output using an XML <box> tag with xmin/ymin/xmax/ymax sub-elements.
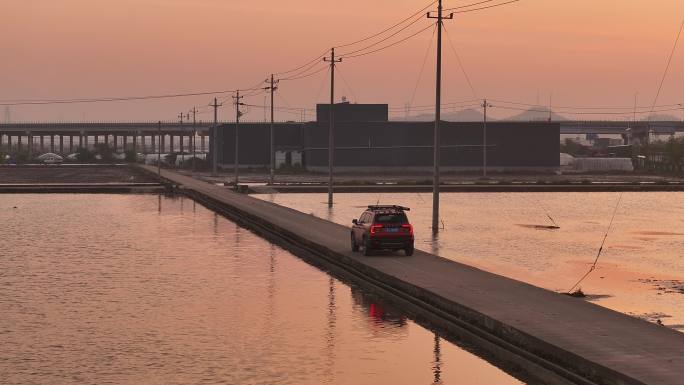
<box><xmin>260</xmin><ymin>192</ymin><xmax>684</xmax><ymax>329</ymax></box>
<box><xmin>0</xmin><ymin>194</ymin><xmax>524</xmax><ymax>385</ymax></box>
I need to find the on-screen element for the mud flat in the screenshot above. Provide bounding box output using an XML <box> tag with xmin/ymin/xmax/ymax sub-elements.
<box><xmin>0</xmin><ymin>165</ymin><xmax>163</xmax><ymax>193</ymax></box>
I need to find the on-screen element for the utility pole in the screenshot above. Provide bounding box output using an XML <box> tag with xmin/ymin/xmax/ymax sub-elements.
<box><xmin>191</xmin><ymin>107</ymin><xmax>197</xmax><ymax>171</ymax></box>
<box><xmin>634</xmin><ymin>92</ymin><xmax>638</xmax><ymax>124</ymax></box>
<box><xmin>482</xmin><ymin>99</ymin><xmax>492</xmax><ymax>177</ymax></box>
<box><xmin>184</xmin><ymin>113</ymin><xmax>189</xmax><ymax>164</ymax></box>
<box><xmin>177</xmin><ymin>112</ymin><xmax>184</xmax><ymax>165</ymax></box>
<box><xmin>267</xmin><ymin>74</ymin><xmax>279</xmax><ymax>185</ymax></box>
<box><xmin>210</xmin><ymin>97</ymin><xmax>222</xmax><ymax>177</ymax></box>
<box><xmin>157</xmin><ymin>121</ymin><xmax>162</xmax><ymax>176</ymax></box>
<box><xmin>324</xmin><ymin>47</ymin><xmax>342</xmax><ymax>208</ymax></box>
<box><xmin>428</xmin><ymin>0</ymin><xmax>453</xmax><ymax>234</ymax></box>
<box><xmin>233</xmin><ymin>90</ymin><xmax>244</xmax><ymax>188</ymax></box>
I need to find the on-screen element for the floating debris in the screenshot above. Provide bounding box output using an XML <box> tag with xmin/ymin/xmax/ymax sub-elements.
<box><xmin>628</xmin><ymin>312</ymin><xmax>672</xmax><ymax>325</ymax></box>
<box><xmin>632</xmin><ymin>231</ymin><xmax>684</xmax><ymax>236</ymax></box>
<box><xmin>566</xmin><ymin>288</ymin><xmax>586</xmax><ymax>298</ymax></box>
<box><xmin>516</xmin><ymin>224</ymin><xmax>560</xmax><ymax>230</ymax></box>
<box><xmin>636</xmin><ymin>279</ymin><xmax>684</xmax><ymax>295</ymax></box>
<box><xmin>609</xmin><ymin>244</ymin><xmax>643</xmax><ymax>250</ymax></box>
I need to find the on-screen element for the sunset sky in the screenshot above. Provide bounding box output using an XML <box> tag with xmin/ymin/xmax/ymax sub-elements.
<box><xmin>1</xmin><ymin>0</ymin><xmax>684</xmax><ymax>121</ymax></box>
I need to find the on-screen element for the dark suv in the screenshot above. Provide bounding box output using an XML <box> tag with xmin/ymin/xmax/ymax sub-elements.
<box><xmin>351</xmin><ymin>205</ymin><xmax>414</xmax><ymax>256</ymax></box>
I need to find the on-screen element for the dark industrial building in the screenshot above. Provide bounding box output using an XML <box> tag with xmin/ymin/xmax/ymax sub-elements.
<box><xmin>214</xmin><ymin>103</ymin><xmax>560</xmax><ymax>172</ymax></box>
<box><xmin>316</xmin><ymin>103</ymin><xmax>389</xmax><ymax>122</ymax></box>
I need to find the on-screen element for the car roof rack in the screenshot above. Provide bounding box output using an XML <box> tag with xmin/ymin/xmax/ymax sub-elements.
<box><xmin>367</xmin><ymin>205</ymin><xmax>410</xmax><ymax>211</ymax></box>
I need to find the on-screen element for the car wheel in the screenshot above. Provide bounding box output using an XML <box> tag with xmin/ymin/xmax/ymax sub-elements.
<box><xmin>363</xmin><ymin>237</ymin><xmax>372</xmax><ymax>256</ymax></box>
<box><xmin>351</xmin><ymin>233</ymin><xmax>359</xmax><ymax>252</ymax></box>
<box><xmin>404</xmin><ymin>246</ymin><xmax>414</xmax><ymax>256</ymax></box>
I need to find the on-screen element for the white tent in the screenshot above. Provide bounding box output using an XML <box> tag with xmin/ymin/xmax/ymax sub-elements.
<box><xmin>37</xmin><ymin>153</ymin><xmax>63</xmax><ymax>163</ymax></box>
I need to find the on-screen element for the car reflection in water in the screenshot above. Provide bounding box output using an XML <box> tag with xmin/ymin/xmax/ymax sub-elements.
<box><xmin>351</xmin><ymin>287</ymin><xmax>445</xmax><ymax>384</ymax></box>
<box><xmin>351</xmin><ymin>287</ymin><xmax>408</xmax><ymax>332</ymax></box>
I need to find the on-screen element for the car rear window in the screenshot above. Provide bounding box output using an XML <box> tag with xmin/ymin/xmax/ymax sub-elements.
<box><xmin>374</xmin><ymin>213</ymin><xmax>408</xmax><ymax>224</ymax></box>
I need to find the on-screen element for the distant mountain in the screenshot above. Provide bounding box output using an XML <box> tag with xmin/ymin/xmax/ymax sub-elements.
<box><xmin>500</xmin><ymin>106</ymin><xmax>568</xmax><ymax>121</ymax></box>
<box><xmin>392</xmin><ymin>106</ymin><xmax>681</xmax><ymax>123</ymax></box>
<box><xmin>395</xmin><ymin>108</ymin><xmax>486</xmax><ymax>122</ymax></box>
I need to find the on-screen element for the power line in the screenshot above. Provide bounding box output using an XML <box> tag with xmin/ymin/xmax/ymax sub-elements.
<box><xmin>0</xmin><ymin>89</ymin><xmax>254</xmax><ymax>106</ymax></box>
<box><xmin>392</xmin><ymin>99</ymin><xmax>482</xmax><ymax>109</ymax></box>
<box><xmin>278</xmin><ymin>59</ymin><xmax>326</xmax><ymax>81</ymax></box>
<box><xmin>443</xmin><ymin>24</ymin><xmax>477</xmax><ymax>98</ymax></box>
<box><xmin>338</xmin><ymin>15</ymin><xmax>427</xmax><ymax>57</ymax></box>
<box><xmin>335</xmin><ymin>66</ymin><xmax>358</xmax><ymax>102</ymax></box>
<box><xmin>409</xmin><ymin>24</ymin><xmax>438</xmax><ymax>110</ymax></box>
<box><xmin>174</xmin><ymin>3</ymin><xmax>440</xmax><ymax>114</ymax></box>
<box><xmin>271</xmin><ymin>2</ymin><xmax>437</xmax><ymax>82</ymax></box>
<box><xmin>280</xmin><ymin>64</ymin><xmax>330</xmax><ymax>81</ymax></box>
<box><xmin>342</xmin><ymin>23</ymin><xmax>435</xmax><ymax>59</ymax></box>
<box><xmin>275</xmin><ymin>90</ymin><xmax>293</xmax><ymax>108</ymax></box>
<box><xmin>2</xmin><ymin>0</ymin><xmax>512</xmax><ymax>111</ymax></box>
<box><xmin>649</xmin><ymin>17</ymin><xmax>684</xmax><ymax>116</ymax></box>
<box><xmin>243</xmin><ymin>103</ymin><xmax>311</xmax><ymax>115</ymax></box>
<box><xmin>445</xmin><ymin>0</ymin><xmax>521</xmax><ymax>14</ymax></box>
<box><xmin>274</xmin><ymin>48</ymin><xmax>330</xmax><ymax>76</ymax></box>
<box><xmin>334</xmin><ymin>1</ymin><xmax>437</xmax><ymax>49</ymax></box>
<box><xmin>446</xmin><ymin>0</ymin><xmax>500</xmax><ymax>11</ymax></box>
<box><xmin>315</xmin><ymin>66</ymin><xmax>331</xmax><ymax>103</ymax></box>
<box><xmin>240</xmin><ymin>88</ymin><xmax>269</xmax><ymax>98</ymax></box>
<box><xmin>390</xmin><ymin>102</ymin><xmax>481</xmax><ymax>112</ymax></box>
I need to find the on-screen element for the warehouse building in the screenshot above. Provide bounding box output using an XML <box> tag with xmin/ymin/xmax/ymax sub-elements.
<box><xmin>214</xmin><ymin>103</ymin><xmax>559</xmax><ymax>172</ymax></box>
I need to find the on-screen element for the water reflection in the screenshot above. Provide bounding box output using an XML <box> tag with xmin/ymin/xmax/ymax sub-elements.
<box><xmin>325</xmin><ymin>277</ymin><xmax>337</xmax><ymax>383</ymax></box>
<box><xmin>433</xmin><ymin>333</ymin><xmax>443</xmax><ymax>385</ymax></box>
<box><xmin>213</xmin><ymin>212</ymin><xmax>219</xmax><ymax>235</ymax></box>
<box><xmin>351</xmin><ymin>287</ymin><xmax>408</xmax><ymax>337</ymax></box>
<box><xmin>349</xmin><ymin>288</ymin><xmax>442</xmax><ymax>384</ymax></box>
<box><xmin>0</xmin><ymin>194</ymin><xmax>525</xmax><ymax>385</ymax></box>
<box><xmin>429</xmin><ymin>232</ymin><xmax>441</xmax><ymax>256</ymax></box>
<box><xmin>265</xmin><ymin>192</ymin><xmax>684</xmax><ymax>329</ymax></box>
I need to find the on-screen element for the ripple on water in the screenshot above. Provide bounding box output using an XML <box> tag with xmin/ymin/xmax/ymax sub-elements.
<box><xmin>0</xmin><ymin>194</ymin><xmax>525</xmax><ymax>385</ymax></box>
<box><xmin>261</xmin><ymin>191</ymin><xmax>684</xmax><ymax>330</ymax></box>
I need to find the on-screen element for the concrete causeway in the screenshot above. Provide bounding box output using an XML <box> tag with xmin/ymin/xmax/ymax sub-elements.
<box><xmin>142</xmin><ymin>166</ymin><xmax>684</xmax><ymax>385</ymax></box>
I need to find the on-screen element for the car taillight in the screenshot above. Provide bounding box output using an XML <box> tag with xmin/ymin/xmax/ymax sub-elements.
<box><xmin>370</xmin><ymin>225</ymin><xmax>383</xmax><ymax>235</ymax></box>
<box><xmin>402</xmin><ymin>224</ymin><xmax>413</xmax><ymax>236</ymax></box>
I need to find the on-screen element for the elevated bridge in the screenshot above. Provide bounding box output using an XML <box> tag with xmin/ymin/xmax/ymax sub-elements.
<box><xmin>560</xmin><ymin>120</ymin><xmax>684</xmax><ymax>136</ymax></box>
<box><xmin>1</xmin><ymin>120</ymin><xmax>682</xmax><ymax>156</ymax></box>
<box><xmin>0</xmin><ymin>121</ymin><xmax>223</xmax><ymax>154</ymax></box>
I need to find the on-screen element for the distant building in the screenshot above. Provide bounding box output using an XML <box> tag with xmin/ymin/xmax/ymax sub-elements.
<box><xmin>214</xmin><ymin>103</ymin><xmax>560</xmax><ymax>172</ymax></box>
<box><xmin>316</xmin><ymin>102</ymin><xmax>388</xmax><ymax>122</ymax></box>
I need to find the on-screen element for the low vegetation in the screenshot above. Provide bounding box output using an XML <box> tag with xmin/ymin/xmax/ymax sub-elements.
<box><xmin>635</xmin><ymin>137</ymin><xmax>684</xmax><ymax>174</ymax></box>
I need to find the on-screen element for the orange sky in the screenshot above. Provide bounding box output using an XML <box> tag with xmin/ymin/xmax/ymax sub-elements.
<box><xmin>1</xmin><ymin>0</ymin><xmax>683</xmax><ymax>121</ymax></box>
